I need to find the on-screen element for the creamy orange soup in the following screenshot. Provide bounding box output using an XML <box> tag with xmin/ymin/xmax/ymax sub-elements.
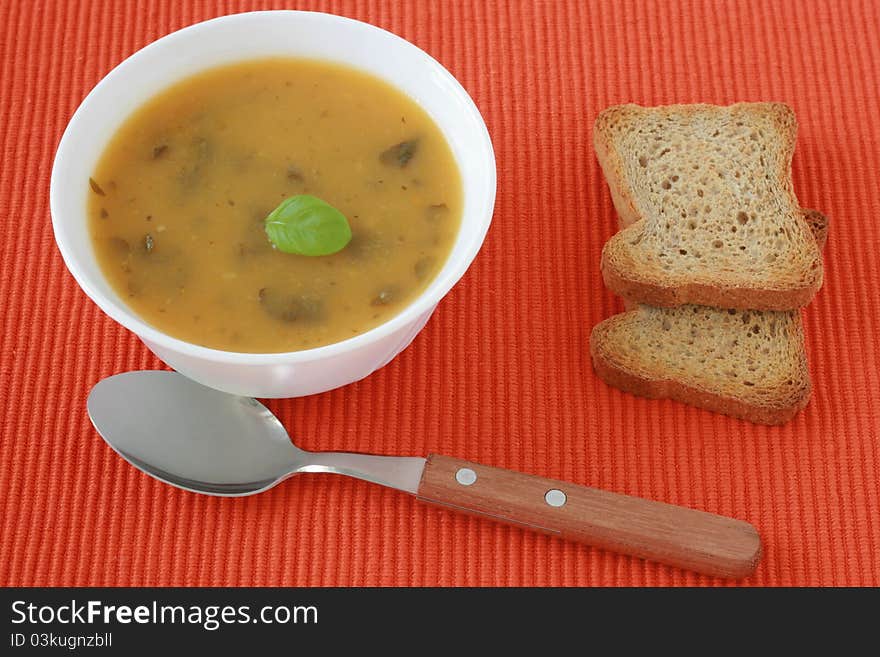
<box><xmin>88</xmin><ymin>58</ymin><xmax>462</xmax><ymax>352</ymax></box>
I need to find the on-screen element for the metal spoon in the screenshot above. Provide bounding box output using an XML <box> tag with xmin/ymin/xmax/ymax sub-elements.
<box><xmin>87</xmin><ymin>370</ymin><xmax>761</xmax><ymax>578</ymax></box>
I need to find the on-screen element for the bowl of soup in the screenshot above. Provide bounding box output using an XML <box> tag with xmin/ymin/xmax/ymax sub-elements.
<box><xmin>50</xmin><ymin>11</ymin><xmax>495</xmax><ymax>397</ymax></box>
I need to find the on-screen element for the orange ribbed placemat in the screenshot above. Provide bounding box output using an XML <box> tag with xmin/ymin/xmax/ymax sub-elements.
<box><xmin>1</xmin><ymin>0</ymin><xmax>878</xmax><ymax>587</ymax></box>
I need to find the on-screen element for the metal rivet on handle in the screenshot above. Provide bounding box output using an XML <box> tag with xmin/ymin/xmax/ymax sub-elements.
<box><xmin>545</xmin><ymin>489</ymin><xmax>566</xmax><ymax>507</ymax></box>
<box><xmin>455</xmin><ymin>468</ymin><xmax>477</xmax><ymax>486</ymax></box>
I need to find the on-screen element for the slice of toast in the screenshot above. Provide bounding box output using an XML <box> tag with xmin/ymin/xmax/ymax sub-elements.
<box><xmin>591</xmin><ymin>306</ymin><xmax>810</xmax><ymax>424</ymax></box>
<box><xmin>592</xmin><ymin>211</ymin><xmax>827</xmax><ymax>425</ymax></box>
<box><xmin>596</xmin><ymin>103</ymin><xmax>823</xmax><ymax>310</ymax></box>
<box><xmin>619</xmin><ymin>208</ymin><xmax>826</xmax><ymax>310</ymax></box>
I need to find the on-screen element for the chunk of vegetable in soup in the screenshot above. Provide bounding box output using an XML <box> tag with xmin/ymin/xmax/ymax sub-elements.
<box><xmin>88</xmin><ymin>58</ymin><xmax>462</xmax><ymax>352</ymax></box>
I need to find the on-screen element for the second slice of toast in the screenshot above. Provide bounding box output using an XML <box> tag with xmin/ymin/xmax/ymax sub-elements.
<box><xmin>590</xmin><ymin>305</ymin><xmax>811</xmax><ymax>425</ymax></box>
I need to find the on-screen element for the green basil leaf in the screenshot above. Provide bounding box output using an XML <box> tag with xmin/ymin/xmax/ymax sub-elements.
<box><xmin>264</xmin><ymin>195</ymin><xmax>352</xmax><ymax>256</ymax></box>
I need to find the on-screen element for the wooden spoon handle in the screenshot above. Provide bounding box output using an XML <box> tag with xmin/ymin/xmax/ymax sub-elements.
<box><xmin>416</xmin><ymin>454</ymin><xmax>761</xmax><ymax>579</ymax></box>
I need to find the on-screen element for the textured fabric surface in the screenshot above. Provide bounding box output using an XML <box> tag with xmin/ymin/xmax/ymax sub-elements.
<box><xmin>1</xmin><ymin>0</ymin><xmax>878</xmax><ymax>587</ymax></box>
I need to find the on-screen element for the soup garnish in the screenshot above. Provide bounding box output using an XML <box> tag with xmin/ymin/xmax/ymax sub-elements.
<box><xmin>265</xmin><ymin>194</ymin><xmax>352</xmax><ymax>256</ymax></box>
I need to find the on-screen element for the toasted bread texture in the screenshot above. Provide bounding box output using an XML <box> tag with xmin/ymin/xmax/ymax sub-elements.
<box><xmin>596</xmin><ymin>103</ymin><xmax>823</xmax><ymax>310</ymax></box>
<box><xmin>618</xmin><ymin>208</ymin><xmax>826</xmax><ymax>311</ymax></box>
<box><xmin>594</xmin><ymin>210</ymin><xmax>827</xmax><ymax>424</ymax></box>
<box><xmin>801</xmin><ymin>208</ymin><xmax>828</xmax><ymax>251</ymax></box>
<box><xmin>591</xmin><ymin>306</ymin><xmax>810</xmax><ymax>424</ymax></box>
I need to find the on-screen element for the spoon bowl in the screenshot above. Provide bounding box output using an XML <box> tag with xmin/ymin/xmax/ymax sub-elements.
<box><xmin>87</xmin><ymin>371</ymin><xmax>425</xmax><ymax>495</ymax></box>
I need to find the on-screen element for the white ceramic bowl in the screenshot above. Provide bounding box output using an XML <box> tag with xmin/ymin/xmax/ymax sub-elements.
<box><xmin>51</xmin><ymin>11</ymin><xmax>495</xmax><ymax>398</ymax></box>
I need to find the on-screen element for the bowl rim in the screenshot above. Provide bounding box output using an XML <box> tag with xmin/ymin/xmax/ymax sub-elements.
<box><xmin>50</xmin><ymin>9</ymin><xmax>496</xmax><ymax>365</ymax></box>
